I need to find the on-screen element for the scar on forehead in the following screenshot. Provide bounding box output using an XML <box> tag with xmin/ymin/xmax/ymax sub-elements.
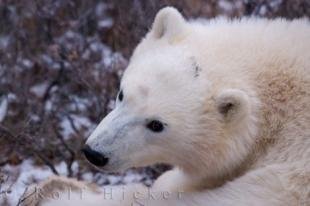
<box><xmin>190</xmin><ymin>56</ymin><xmax>202</xmax><ymax>78</ymax></box>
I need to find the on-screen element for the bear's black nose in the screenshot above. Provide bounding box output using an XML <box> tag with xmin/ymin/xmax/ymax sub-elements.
<box><xmin>82</xmin><ymin>145</ymin><xmax>109</xmax><ymax>167</ymax></box>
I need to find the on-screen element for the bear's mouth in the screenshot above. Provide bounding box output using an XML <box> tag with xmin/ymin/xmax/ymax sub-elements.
<box><xmin>101</xmin><ymin>159</ymin><xmax>131</xmax><ymax>173</ymax></box>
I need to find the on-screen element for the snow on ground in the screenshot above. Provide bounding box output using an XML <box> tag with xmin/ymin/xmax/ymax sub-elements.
<box><xmin>0</xmin><ymin>160</ymin><xmax>68</xmax><ymax>205</ymax></box>
<box><xmin>0</xmin><ymin>160</ymin><xmax>148</xmax><ymax>206</ymax></box>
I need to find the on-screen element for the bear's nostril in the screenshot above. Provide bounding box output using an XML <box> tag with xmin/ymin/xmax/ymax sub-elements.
<box><xmin>82</xmin><ymin>145</ymin><xmax>109</xmax><ymax>167</ymax></box>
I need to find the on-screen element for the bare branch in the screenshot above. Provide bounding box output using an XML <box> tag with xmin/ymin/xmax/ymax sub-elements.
<box><xmin>0</xmin><ymin>125</ymin><xmax>59</xmax><ymax>175</ymax></box>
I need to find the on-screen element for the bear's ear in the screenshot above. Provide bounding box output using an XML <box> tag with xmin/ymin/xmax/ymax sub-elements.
<box><xmin>215</xmin><ymin>89</ymin><xmax>250</xmax><ymax>122</ymax></box>
<box><xmin>151</xmin><ymin>7</ymin><xmax>186</xmax><ymax>40</ymax></box>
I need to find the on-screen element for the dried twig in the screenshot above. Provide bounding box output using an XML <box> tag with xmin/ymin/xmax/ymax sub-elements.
<box><xmin>52</xmin><ymin>122</ymin><xmax>76</xmax><ymax>177</ymax></box>
<box><xmin>0</xmin><ymin>125</ymin><xmax>59</xmax><ymax>175</ymax></box>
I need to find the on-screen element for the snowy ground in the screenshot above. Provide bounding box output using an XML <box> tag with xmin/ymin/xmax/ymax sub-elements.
<box><xmin>0</xmin><ymin>160</ymin><xmax>152</xmax><ymax>205</ymax></box>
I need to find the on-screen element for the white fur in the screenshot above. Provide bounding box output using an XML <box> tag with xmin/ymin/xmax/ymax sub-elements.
<box><xmin>38</xmin><ymin>7</ymin><xmax>310</xmax><ymax>206</ymax></box>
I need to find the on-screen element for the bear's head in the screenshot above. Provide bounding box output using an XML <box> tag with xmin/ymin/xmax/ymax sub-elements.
<box><xmin>84</xmin><ymin>7</ymin><xmax>260</xmax><ymax>178</ymax></box>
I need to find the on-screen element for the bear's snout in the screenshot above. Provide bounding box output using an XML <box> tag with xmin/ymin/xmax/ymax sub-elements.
<box><xmin>82</xmin><ymin>145</ymin><xmax>109</xmax><ymax>167</ymax></box>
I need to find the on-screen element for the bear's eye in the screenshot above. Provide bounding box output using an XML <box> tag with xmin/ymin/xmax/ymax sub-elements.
<box><xmin>146</xmin><ymin>120</ymin><xmax>164</xmax><ymax>132</ymax></box>
<box><xmin>118</xmin><ymin>90</ymin><xmax>124</xmax><ymax>102</ymax></box>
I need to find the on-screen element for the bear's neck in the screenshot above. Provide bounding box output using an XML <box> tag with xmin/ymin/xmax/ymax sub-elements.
<box><xmin>179</xmin><ymin>157</ymin><xmax>254</xmax><ymax>190</ymax></box>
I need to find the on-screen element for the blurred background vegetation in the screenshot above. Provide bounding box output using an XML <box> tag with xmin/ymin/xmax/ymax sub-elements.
<box><xmin>0</xmin><ymin>0</ymin><xmax>309</xmax><ymax>205</ymax></box>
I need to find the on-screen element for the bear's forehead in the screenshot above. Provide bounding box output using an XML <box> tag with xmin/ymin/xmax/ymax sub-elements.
<box><xmin>123</xmin><ymin>66</ymin><xmax>193</xmax><ymax>94</ymax></box>
<box><xmin>124</xmin><ymin>50</ymin><xmax>198</xmax><ymax>82</ymax></box>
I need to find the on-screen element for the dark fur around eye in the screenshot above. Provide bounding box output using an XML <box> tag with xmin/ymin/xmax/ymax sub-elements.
<box><xmin>146</xmin><ymin>120</ymin><xmax>164</xmax><ymax>132</ymax></box>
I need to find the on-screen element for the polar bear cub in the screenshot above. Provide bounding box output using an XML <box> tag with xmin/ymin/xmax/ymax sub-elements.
<box><xmin>24</xmin><ymin>7</ymin><xmax>310</xmax><ymax>206</ymax></box>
